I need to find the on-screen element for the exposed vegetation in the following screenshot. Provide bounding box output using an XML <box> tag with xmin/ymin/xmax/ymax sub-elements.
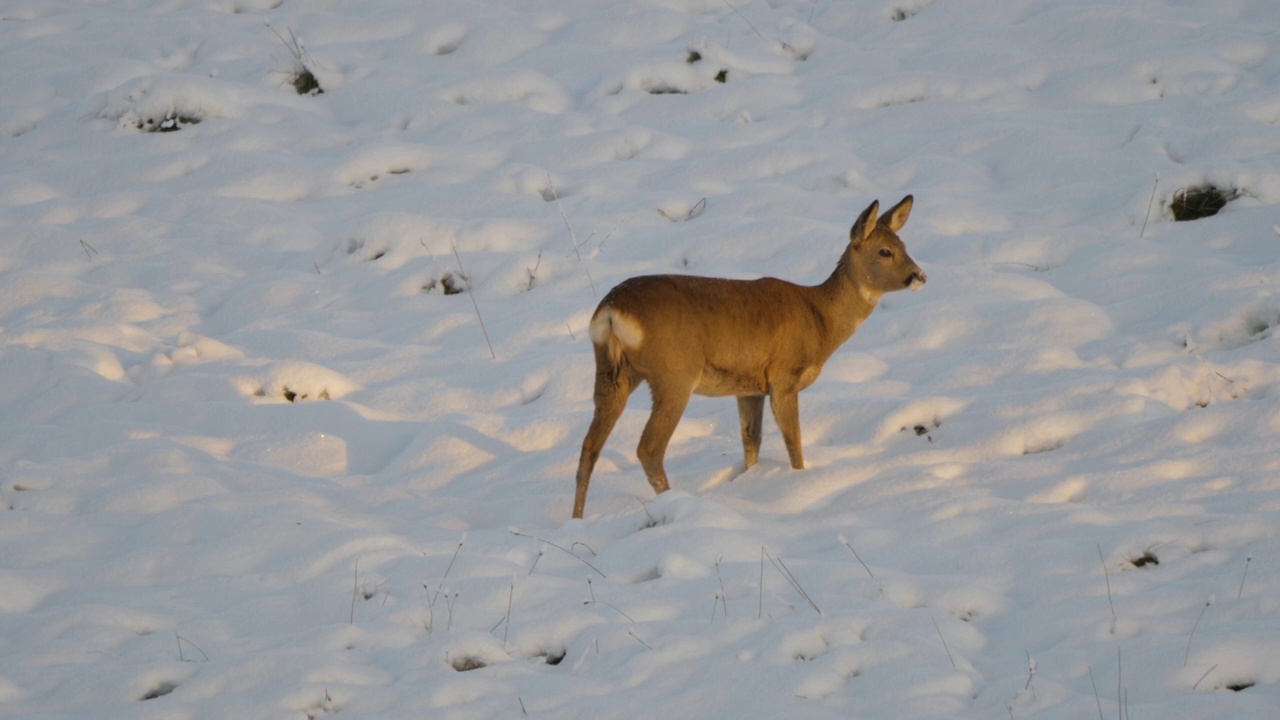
<box><xmin>137</xmin><ymin>111</ymin><xmax>201</xmax><ymax>132</ymax></box>
<box><xmin>423</xmin><ymin>271</ymin><xmax>467</xmax><ymax>295</ymax></box>
<box><xmin>269</xmin><ymin>25</ymin><xmax>323</xmax><ymax>95</ymax></box>
<box><xmin>1169</xmin><ymin>184</ymin><xmax>1239</xmax><ymax>221</ymax></box>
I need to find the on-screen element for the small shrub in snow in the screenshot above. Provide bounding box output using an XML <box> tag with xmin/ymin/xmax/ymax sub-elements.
<box><xmin>291</xmin><ymin>67</ymin><xmax>322</xmax><ymax>96</ymax></box>
<box><xmin>1169</xmin><ymin>184</ymin><xmax>1239</xmax><ymax>221</ymax></box>
<box><xmin>423</xmin><ymin>272</ymin><xmax>467</xmax><ymax>295</ymax></box>
<box><xmin>268</xmin><ymin>25</ymin><xmax>323</xmax><ymax>96</ymax></box>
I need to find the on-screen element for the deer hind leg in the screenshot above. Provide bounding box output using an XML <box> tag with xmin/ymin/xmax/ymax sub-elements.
<box><xmin>736</xmin><ymin>395</ymin><xmax>765</xmax><ymax>469</ymax></box>
<box><xmin>768</xmin><ymin>388</ymin><xmax>805</xmax><ymax>469</ymax></box>
<box><xmin>636</xmin><ymin>378</ymin><xmax>695</xmax><ymax>496</ymax></box>
<box><xmin>573</xmin><ymin>351</ymin><xmax>634</xmax><ymax>519</ymax></box>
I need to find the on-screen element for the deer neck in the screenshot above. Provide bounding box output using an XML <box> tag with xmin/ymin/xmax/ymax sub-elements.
<box><xmin>817</xmin><ymin>251</ymin><xmax>881</xmax><ymax>344</ymax></box>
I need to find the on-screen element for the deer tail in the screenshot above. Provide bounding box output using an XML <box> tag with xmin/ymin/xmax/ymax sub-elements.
<box><xmin>589</xmin><ymin>305</ymin><xmax>643</xmax><ymax>369</ymax></box>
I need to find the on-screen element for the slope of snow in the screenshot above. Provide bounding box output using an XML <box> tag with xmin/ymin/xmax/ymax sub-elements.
<box><xmin>1</xmin><ymin>1</ymin><xmax>1278</xmax><ymax>718</ymax></box>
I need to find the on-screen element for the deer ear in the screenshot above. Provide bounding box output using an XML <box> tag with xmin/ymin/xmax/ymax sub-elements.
<box><xmin>878</xmin><ymin>195</ymin><xmax>913</xmax><ymax>233</ymax></box>
<box><xmin>850</xmin><ymin>200</ymin><xmax>880</xmax><ymax>248</ymax></box>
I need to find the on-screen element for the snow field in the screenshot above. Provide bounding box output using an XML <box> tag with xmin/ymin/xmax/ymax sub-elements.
<box><xmin>2</xmin><ymin>0</ymin><xmax>1280</xmax><ymax>718</ymax></box>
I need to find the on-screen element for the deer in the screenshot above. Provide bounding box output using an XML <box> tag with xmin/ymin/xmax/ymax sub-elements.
<box><xmin>572</xmin><ymin>196</ymin><xmax>925</xmax><ymax>519</ymax></box>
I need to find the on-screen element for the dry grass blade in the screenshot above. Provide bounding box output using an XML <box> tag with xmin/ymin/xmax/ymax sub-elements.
<box><xmin>1140</xmin><ymin>173</ymin><xmax>1159</xmax><ymax>238</ymax></box>
<box><xmin>933</xmin><ymin>616</ymin><xmax>957</xmax><ymax>670</ymax></box>
<box><xmin>503</xmin><ymin>581</ymin><xmax>514</xmax><ymax>646</ymax></box>
<box><xmin>430</xmin><ymin>538</ymin><xmax>465</xmax><ymax>610</ymax></box>
<box><xmin>721</xmin><ymin>0</ymin><xmax>762</xmax><ymax>37</ymax></box>
<box><xmin>1192</xmin><ymin>663</ymin><xmax>1217</xmax><ymax>691</ymax></box>
<box><xmin>450</xmin><ymin>241</ymin><xmax>496</xmax><ymax>359</ymax></box>
<box><xmin>1184</xmin><ymin>599</ymin><xmax>1212</xmax><ymax>667</ymax></box>
<box><xmin>547</xmin><ymin>173</ymin><xmax>596</xmax><ymax>297</ymax></box>
<box><xmin>175</xmin><ymin>632</ymin><xmax>209</xmax><ymax>662</ymax></box>
<box><xmin>349</xmin><ymin>559</ymin><xmax>359</xmax><ymax>624</ymax></box>
<box><xmin>764</xmin><ymin>549</ymin><xmax>821</xmax><ymax>615</ymax></box>
<box><xmin>511</xmin><ymin>529</ymin><xmax>606</xmax><ymax>578</ymax></box>
<box><xmin>841</xmin><ymin>537</ymin><xmax>874</xmax><ymax>578</ymax></box>
<box><xmin>1088</xmin><ymin>665</ymin><xmax>1104</xmax><ymax>720</ymax></box>
<box><xmin>1097</xmin><ymin>544</ymin><xmax>1116</xmax><ymax>630</ymax></box>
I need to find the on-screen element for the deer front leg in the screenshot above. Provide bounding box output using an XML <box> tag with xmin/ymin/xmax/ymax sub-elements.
<box><xmin>636</xmin><ymin>380</ymin><xmax>695</xmax><ymax>496</ymax></box>
<box><xmin>736</xmin><ymin>395</ymin><xmax>765</xmax><ymax>469</ymax></box>
<box><xmin>768</xmin><ymin>388</ymin><xmax>805</xmax><ymax>469</ymax></box>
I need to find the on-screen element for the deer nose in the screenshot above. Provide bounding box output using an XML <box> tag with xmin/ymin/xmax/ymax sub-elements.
<box><xmin>905</xmin><ymin>271</ymin><xmax>927</xmax><ymax>289</ymax></box>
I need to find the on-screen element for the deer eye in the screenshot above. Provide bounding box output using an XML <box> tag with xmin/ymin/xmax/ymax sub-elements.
<box><xmin>879</xmin><ymin>248</ymin><xmax>893</xmax><ymax>258</ymax></box>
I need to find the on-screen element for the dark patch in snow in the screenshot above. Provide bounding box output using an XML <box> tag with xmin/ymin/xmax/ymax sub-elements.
<box><xmin>1022</xmin><ymin>440</ymin><xmax>1063</xmax><ymax>455</ymax></box>
<box><xmin>904</xmin><ymin>419</ymin><xmax>938</xmax><ymax>442</ymax></box>
<box><xmin>1170</xmin><ymin>185</ymin><xmax>1240</xmax><ymax>221</ymax></box>
<box><xmin>643</xmin><ymin>82</ymin><xmax>688</xmax><ymax>95</ymax></box>
<box><xmin>534</xmin><ymin>648</ymin><xmax>566</xmax><ymax>666</ymax></box>
<box><xmin>1130</xmin><ymin>551</ymin><xmax>1158</xmax><ymax>567</ymax></box>
<box><xmin>423</xmin><ymin>272</ymin><xmax>467</xmax><ymax>295</ymax></box>
<box><xmin>780</xmin><ymin>42</ymin><xmax>809</xmax><ymax>61</ymax></box>
<box><xmin>292</xmin><ymin>68</ymin><xmax>322</xmax><ymax>96</ymax></box>
<box><xmin>138</xmin><ymin>112</ymin><xmax>201</xmax><ymax>132</ymax></box>
<box><xmin>1227</xmin><ymin>681</ymin><xmax>1255</xmax><ymax>692</ymax></box>
<box><xmin>281</xmin><ymin>386</ymin><xmax>329</xmax><ymax>403</ymax></box>
<box><xmin>451</xmin><ymin>655</ymin><xmax>487</xmax><ymax>672</ymax></box>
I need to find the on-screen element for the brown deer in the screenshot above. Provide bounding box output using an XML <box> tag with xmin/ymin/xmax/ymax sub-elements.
<box><xmin>572</xmin><ymin>196</ymin><xmax>925</xmax><ymax>519</ymax></box>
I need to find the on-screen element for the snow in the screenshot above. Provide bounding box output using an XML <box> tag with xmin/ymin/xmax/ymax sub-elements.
<box><xmin>2</xmin><ymin>0</ymin><xmax>1279</xmax><ymax>717</ymax></box>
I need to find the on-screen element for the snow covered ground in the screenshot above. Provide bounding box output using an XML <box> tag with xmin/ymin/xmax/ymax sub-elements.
<box><xmin>2</xmin><ymin>0</ymin><xmax>1279</xmax><ymax>717</ymax></box>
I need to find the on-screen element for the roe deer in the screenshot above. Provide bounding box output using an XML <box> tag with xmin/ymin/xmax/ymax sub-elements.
<box><xmin>573</xmin><ymin>196</ymin><xmax>925</xmax><ymax>519</ymax></box>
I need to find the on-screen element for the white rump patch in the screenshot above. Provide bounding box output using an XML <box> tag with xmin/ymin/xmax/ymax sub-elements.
<box><xmin>590</xmin><ymin>307</ymin><xmax>644</xmax><ymax>348</ymax></box>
